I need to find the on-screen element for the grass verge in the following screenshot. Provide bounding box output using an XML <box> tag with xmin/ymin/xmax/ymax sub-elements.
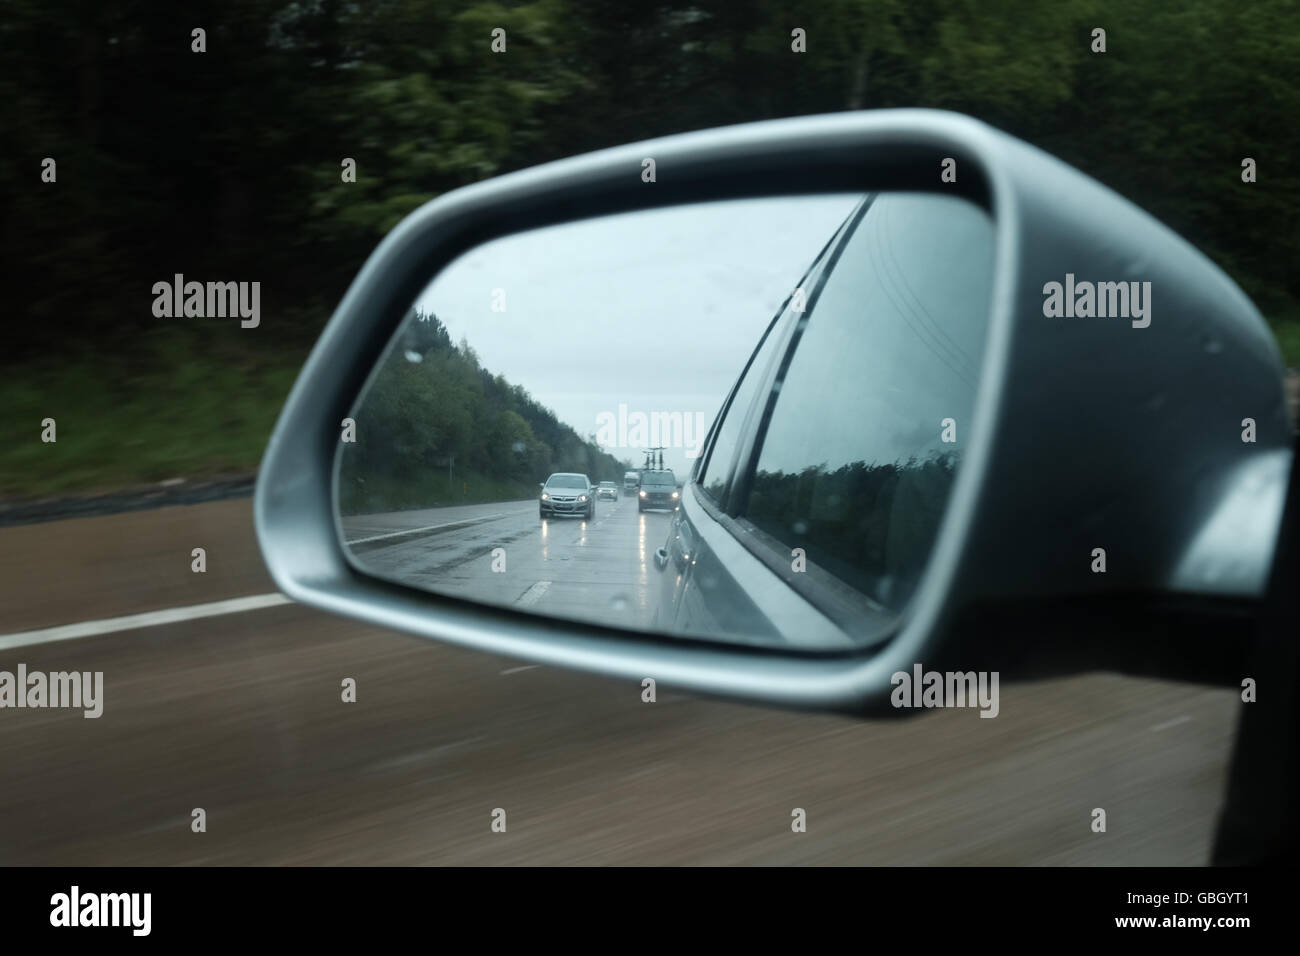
<box><xmin>0</xmin><ymin>330</ymin><xmax>303</xmax><ymax>498</ymax></box>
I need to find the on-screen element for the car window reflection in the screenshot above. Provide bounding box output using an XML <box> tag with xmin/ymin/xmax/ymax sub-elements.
<box><xmin>743</xmin><ymin>193</ymin><xmax>995</xmax><ymax>611</ymax></box>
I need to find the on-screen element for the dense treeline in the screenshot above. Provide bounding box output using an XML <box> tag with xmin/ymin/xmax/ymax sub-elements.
<box><xmin>338</xmin><ymin>311</ymin><xmax>628</xmax><ymax>513</ymax></box>
<box><xmin>3</xmin><ymin>0</ymin><xmax>1297</xmax><ymax>364</ymax></box>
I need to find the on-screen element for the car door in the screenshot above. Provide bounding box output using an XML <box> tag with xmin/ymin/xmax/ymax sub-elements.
<box><xmin>654</xmin><ymin>200</ymin><xmax>865</xmax><ymax>644</ymax></box>
<box><xmin>659</xmin><ymin>190</ymin><xmax>995</xmax><ymax>648</ymax></box>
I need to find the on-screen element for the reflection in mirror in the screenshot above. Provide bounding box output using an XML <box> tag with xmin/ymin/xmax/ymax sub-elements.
<box><xmin>337</xmin><ymin>193</ymin><xmax>995</xmax><ymax>651</ymax></box>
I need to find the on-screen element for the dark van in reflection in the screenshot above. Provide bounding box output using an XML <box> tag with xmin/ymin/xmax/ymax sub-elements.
<box><xmin>637</xmin><ymin>470</ymin><xmax>679</xmax><ymax>512</ymax></box>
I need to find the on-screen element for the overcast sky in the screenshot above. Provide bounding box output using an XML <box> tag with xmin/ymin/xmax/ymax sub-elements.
<box><xmin>412</xmin><ymin>193</ymin><xmax>863</xmax><ymax>475</ymax></box>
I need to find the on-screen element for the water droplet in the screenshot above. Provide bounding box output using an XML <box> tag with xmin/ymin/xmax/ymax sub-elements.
<box><xmin>404</xmin><ymin>349</ymin><xmax>423</xmax><ymax>363</ymax></box>
<box><xmin>610</xmin><ymin>595</ymin><xmax>628</xmax><ymax>612</ymax></box>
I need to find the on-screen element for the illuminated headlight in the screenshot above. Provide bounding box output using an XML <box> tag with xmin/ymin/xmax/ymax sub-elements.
<box><xmin>671</xmin><ymin>491</ymin><xmax>679</xmax><ymax>499</ymax></box>
<box><xmin>639</xmin><ymin>490</ymin><xmax>647</xmax><ymax>497</ymax></box>
<box><xmin>579</xmin><ymin>495</ymin><xmax>587</xmax><ymax>502</ymax></box>
<box><xmin>541</xmin><ymin>493</ymin><xmax>549</xmax><ymax>500</ymax></box>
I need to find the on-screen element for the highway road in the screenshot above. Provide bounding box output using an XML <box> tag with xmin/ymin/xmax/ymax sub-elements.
<box><xmin>0</xmin><ymin>495</ymin><xmax>1241</xmax><ymax>864</ymax></box>
<box><xmin>342</xmin><ymin>495</ymin><xmax>679</xmax><ymax>631</ymax></box>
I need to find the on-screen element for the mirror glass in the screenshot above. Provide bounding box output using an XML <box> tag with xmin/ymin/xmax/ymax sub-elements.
<box><xmin>337</xmin><ymin>192</ymin><xmax>995</xmax><ymax>650</ymax></box>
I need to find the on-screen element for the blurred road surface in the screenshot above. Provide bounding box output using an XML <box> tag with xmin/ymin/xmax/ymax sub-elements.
<box><xmin>0</xmin><ymin>497</ymin><xmax>1240</xmax><ymax>864</ymax></box>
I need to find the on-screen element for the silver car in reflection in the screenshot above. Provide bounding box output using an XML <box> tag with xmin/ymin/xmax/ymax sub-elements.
<box><xmin>540</xmin><ymin>472</ymin><xmax>594</xmax><ymax>520</ymax></box>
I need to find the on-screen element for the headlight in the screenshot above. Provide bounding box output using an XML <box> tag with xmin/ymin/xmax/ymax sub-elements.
<box><xmin>671</xmin><ymin>491</ymin><xmax>679</xmax><ymax>498</ymax></box>
<box><xmin>541</xmin><ymin>493</ymin><xmax>549</xmax><ymax>500</ymax></box>
<box><xmin>639</xmin><ymin>490</ymin><xmax>647</xmax><ymax>497</ymax></box>
<box><xmin>579</xmin><ymin>495</ymin><xmax>587</xmax><ymax>502</ymax></box>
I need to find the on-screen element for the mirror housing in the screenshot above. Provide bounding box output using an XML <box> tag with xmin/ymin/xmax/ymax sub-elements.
<box><xmin>256</xmin><ymin>109</ymin><xmax>1291</xmax><ymax>713</ymax></box>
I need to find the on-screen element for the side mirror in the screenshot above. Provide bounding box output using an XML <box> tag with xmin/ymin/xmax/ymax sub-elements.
<box><xmin>256</xmin><ymin>109</ymin><xmax>1291</xmax><ymax>714</ymax></box>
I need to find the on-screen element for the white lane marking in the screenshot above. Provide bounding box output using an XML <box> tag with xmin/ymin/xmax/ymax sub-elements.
<box><xmin>0</xmin><ymin>593</ymin><xmax>292</xmax><ymax>651</ymax></box>
<box><xmin>1150</xmin><ymin>715</ymin><xmax>1192</xmax><ymax>733</ymax></box>
<box><xmin>346</xmin><ymin>511</ymin><xmax>509</xmax><ymax>545</ymax></box>
<box><xmin>515</xmin><ymin>580</ymin><xmax>551</xmax><ymax>607</ymax></box>
<box><xmin>500</xmin><ymin>664</ymin><xmax>541</xmax><ymax>676</ymax></box>
<box><xmin>364</xmin><ymin>736</ymin><xmax>487</xmax><ymax>773</ymax></box>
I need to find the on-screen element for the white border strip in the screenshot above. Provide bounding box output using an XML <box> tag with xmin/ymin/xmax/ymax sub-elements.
<box><xmin>345</xmin><ymin>512</ymin><xmax>507</xmax><ymax>546</ymax></box>
<box><xmin>0</xmin><ymin>593</ymin><xmax>292</xmax><ymax>651</ymax></box>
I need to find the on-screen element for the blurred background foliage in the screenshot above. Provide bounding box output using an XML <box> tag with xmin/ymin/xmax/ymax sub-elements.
<box><xmin>2</xmin><ymin>0</ymin><xmax>1296</xmax><ymax>496</ymax></box>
